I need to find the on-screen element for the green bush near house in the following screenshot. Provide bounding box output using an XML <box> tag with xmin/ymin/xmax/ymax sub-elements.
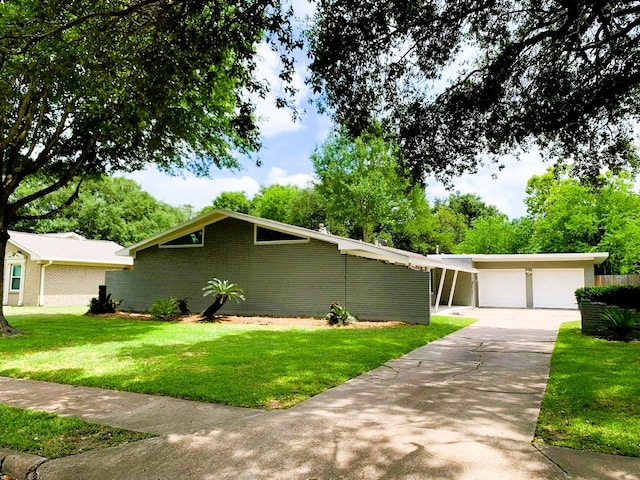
<box><xmin>149</xmin><ymin>296</ymin><xmax>180</xmax><ymax>320</ymax></box>
<box><xmin>324</xmin><ymin>302</ymin><xmax>357</xmax><ymax>326</ymax></box>
<box><xmin>575</xmin><ymin>285</ymin><xmax>640</xmax><ymax>309</ymax></box>
<box><xmin>576</xmin><ymin>286</ymin><xmax>640</xmax><ymax>339</ymax></box>
<box><xmin>600</xmin><ymin>306</ymin><xmax>640</xmax><ymax>342</ymax></box>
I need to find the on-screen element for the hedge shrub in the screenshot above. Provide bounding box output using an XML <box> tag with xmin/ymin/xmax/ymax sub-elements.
<box><xmin>575</xmin><ymin>285</ymin><xmax>640</xmax><ymax>309</ymax></box>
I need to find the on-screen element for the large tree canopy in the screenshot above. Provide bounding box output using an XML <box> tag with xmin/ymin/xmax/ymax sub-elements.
<box><xmin>312</xmin><ymin>128</ymin><xmax>412</xmax><ymax>242</ymax></box>
<box><xmin>309</xmin><ymin>1</ymin><xmax>640</xmax><ymax>183</ymax></box>
<box><xmin>14</xmin><ymin>176</ymin><xmax>191</xmax><ymax>246</ymax></box>
<box><xmin>0</xmin><ymin>0</ymin><xmax>300</xmax><ymax>334</ymax></box>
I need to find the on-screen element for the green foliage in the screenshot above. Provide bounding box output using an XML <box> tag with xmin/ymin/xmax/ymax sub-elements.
<box><xmin>14</xmin><ymin>176</ymin><xmax>190</xmax><ymax>246</ymax></box>
<box><xmin>575</xmin><ymin>286</ymin><xmax>640</xmax><ymax>310</ymax></box>
<box><xmin>0</xmin><ymin>0</ymin><xmax>300</xmax><ymax>333</ymax></box>
<box><xmin>202</xmin><ymin>278</ymin><xmax>246</xmax><ymax>304</ymax></box>
<box><xmin>455</xmin><ymin>217</ymin><xmax>534</xmax><ymax>254</ymax></box>
<box><xmin>525</xmin><ymin>170</ymin><xmax>640</xmax><ymax>274</ymax></box>
<box><xmin>88</xmin><ymin>293</ymin><xmax>119</xmax><ymax>315</ymax></box>
<box><xmin>324</xmin><ymin>302</ymin><xmax>357</xmax><ymax>326</ymax></box>
<box><xmin>202</xmin><ymin>278</ymin><xmax>245</xmax><ymax>318</ymax></box>
<box><xmin>437</xmin><ymin>193</ymin><xmax>504</xmax><ymax>228</ymax></box>
<box><xmin>176</xmin><ymin>298</ymin><xmax>191</xmax><ymax>316</ymax></box>
<box><xmin>199</xmin><ymin>191</ymin><xmax>252</xmax><ymax>216</ymax></box>
<box><xmin>286</xmin><ymin>187</ymin><xmax>329</xmax><ymax>231</ymax></box>
<box><xmin>312</xmin><ymin>128</ymin><xmax>412</xmax><ymax>242</ymax></box>
<box><xmin>250</xmin><ymin>185</ymin><xmax>301</xmax><ymax>222</ymax></box>
<box><xmin>0</xmin><ymin>309</ymin><xmax>473</xmax><ymax>408</ymax></box>
<box><xmin>536</xmin><ymin>322</ymin><xmax>640</xmax><ymax>457</ymax></box>
<box><xmin>388</xmin><ymin>186</ymin><xmax>438</xmax><ymax>254</ymax></box>
<box><xmin>429</xmin><ymin>205</ymin><xmax>467</xmax><ymax>254</ymax></box>
<box><xmin>309</xmin><ymin>1</ymin><xmax>640</xmax><ymax>183</ymax></box>
<box><xmin>600</xmin><ymin>306</ymin><xmax>640</xmax><ymax>342</ymax></box>
<box><xmin>0</xmin><ymin>404</ymin><xmax>152</xmax><ymax>459</ymax></box>
<box><xmin>150</xmin><ymin>297</ymin><xmax>180</xmax><ymax>321</ymax></box>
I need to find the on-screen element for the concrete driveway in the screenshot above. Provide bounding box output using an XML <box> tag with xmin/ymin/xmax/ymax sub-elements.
<box><xmin>2</xmin><ymin>308</ymin><xmax>639</xmax><ymax>479</ymax></box>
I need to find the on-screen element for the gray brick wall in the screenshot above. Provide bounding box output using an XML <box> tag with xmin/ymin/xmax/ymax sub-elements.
<box><xmin>107</xmin><ymin>218</ymin><xmax>431</xmax><ymax>323</ymax></box>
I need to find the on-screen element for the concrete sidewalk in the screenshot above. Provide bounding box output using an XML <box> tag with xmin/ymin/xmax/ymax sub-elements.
<box><xmin>1</xmin><ymin>309</ymin><xmax>639</xmax><ymax>479</ymax></box>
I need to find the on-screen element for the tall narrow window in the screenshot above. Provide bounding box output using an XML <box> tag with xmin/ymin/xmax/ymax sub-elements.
<box><xmin>10</xmin><ymin>264</ymin><xmax>22</xmax><ymax>291</ymax></box>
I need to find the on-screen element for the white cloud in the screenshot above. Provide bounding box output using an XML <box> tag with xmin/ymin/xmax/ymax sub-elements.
<box><xmin>265</xmin><ymin>167</ymin><xmax>315</xmax><ymax>188</ymax></box>
<box><xmin>254</xmin><ymin>44</ymin><xmax>307</xmax><ymax>138</ymax></box>
<box><xmin>124</xmin><ymin>165</ymin><xmax>317</xmax><ymax>211</ymax></box>
<box><xmin>124</xmin><ymin>169</ymin><xmax>260</xmax><ymax>209</ymax></box>
<box><xmin>426</xmin><ymin>151</ymin><xmax>550</xmax><ymax>218</ymax></box>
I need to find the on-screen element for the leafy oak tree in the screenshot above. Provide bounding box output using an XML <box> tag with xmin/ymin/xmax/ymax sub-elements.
<box><xmin>0</xmin><ymin>0</ymin><xmax>300</xmax><ymax>335</ymax></box>
<box><xmin>199</xmin><ymin>191</ymin><xmax>252</xmax><ymax>216</ymax></box>
<box><xmin>525</xmin><ymin>169</ymin><xmax>640</xmax><ymax>273</ymax></box>
<box><xmin>14</xmin><ymin>176</ymin><xmax>190</xmax><ymax>246</ymax></box>
<box><xmin>455</xmin><ymin>217</ymin><xmax>534</xmax><ymax>255</ymax></box>
<box><xmin>309</xmin><ymin>1</ymin><xmax>640</xmax><ymax>183</ymax></box>
<box><xmin>250</xmin><ymin>184</ymin><xmax>300</xmax><ymax>222</ymax></box>
<box><xmin>311</xmin><ymin>128</ymin><xmax>411</xmax><ymax>242</ymax></box>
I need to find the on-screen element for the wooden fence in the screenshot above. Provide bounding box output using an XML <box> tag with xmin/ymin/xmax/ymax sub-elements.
<box><xmin>595</xmin><ymin>274</ymin><xmax>640</xmax><ymax>286</ymax></box>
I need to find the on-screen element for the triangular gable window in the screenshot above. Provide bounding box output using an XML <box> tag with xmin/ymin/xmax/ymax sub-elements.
<box><xmin>160</xmin><ymin>229</ymin><xmax>204</xmax><ymax>248</ymax></box>
<box><xmin>255</xmin><ymin>226</ymin><xmax>308</xmax><ymax>244</ymax></box>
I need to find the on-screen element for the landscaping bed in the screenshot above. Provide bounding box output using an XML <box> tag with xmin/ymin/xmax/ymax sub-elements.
<box><xmin>110</xmin><ymin>311</ymin><xmax>407</xmax><ymax>328</ymax></box>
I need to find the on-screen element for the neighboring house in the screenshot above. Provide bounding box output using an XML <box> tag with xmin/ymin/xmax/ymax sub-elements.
<box><xmin>435</xmin><ymin>253</ymin><xmax>609</xmax><ymax>310</ymax></box>
<box><xmin>107</xmin><ymin>210</ymin><xmax>477</xmax><ymax>324</ymax></box>
<box><xmin>4</xmin><ymin>231</ymin><xmax>133</xmax><ymax>307</ymax></box>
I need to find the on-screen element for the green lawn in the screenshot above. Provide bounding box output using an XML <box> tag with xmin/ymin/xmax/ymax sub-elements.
<box><xmin>0</xmin><ymin>308</ymin><xmax>473</xmax><ymax>409</ymax></box>
<box><xmin>0</xmin><ymin>404</ymin><xmax>152</xmax><ymax>459</ymax></box>
<box><xmin>535</xmin><ymin>321</ymin><xmax>640</xmax><ymax>457</ymax></box>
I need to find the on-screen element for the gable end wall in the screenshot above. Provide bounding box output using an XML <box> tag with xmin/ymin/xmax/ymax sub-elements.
<box><xmin>107</xmin><ymin>218</ymin><xmax>430</xmax><ymax>323</ymax></box>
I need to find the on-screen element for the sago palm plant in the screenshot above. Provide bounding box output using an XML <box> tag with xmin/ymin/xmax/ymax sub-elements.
<box><xmin>601</xmin><ymin>306</ymin><xmax>640</xmax><ymax>342</ymax></box>
<box><xmin>201</xmin><ymin>278</ymin><xmax>245</xmax><ymax>319</ymax></box>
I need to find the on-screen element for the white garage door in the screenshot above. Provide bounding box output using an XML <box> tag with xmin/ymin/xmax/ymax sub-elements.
<box><xmin>478</xmin><ymin>269</ymin><xmax>527</xmax><ymax>308</ymax></box>
<box><xmin>532</xmin><ymin>269</ymin><xmax>584</xmax><ymax>309</ymax></box>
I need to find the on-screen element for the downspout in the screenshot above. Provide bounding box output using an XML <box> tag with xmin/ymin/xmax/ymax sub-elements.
<box><xmin>39</xmin><ymin>261</ymin><xmax>53</xmax><ymax>306</ymax></box>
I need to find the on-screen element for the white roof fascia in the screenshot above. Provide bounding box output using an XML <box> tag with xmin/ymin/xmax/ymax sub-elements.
<box><xmin>6</xmin><ymin>238</ymin><xmax>41</xmax><ymax>261</ymax></box>
<box><xmin>464</xmin><ymin>253</ymin><xmax>609</xmax><ymax>264</ymax></box>
<box><xmin>119</xmin><ymin>209</ymin><xmax>479</xmax><ymax>273</ymax></box>
<box><xmin>35</xmin><ymin>258</ymin><xmax>133</xmax><ymax>267</ymax></box>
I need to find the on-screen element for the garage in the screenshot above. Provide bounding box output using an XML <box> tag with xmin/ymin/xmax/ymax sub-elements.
<box><xmin>478</xmin><ymin>269</ymin><xmax>527</xmax><ymax>308</ymax></box>
<box><xmin>532</xmin><ymin>268</ymin><xmax>584</xmax><ymax>309</ymax></box>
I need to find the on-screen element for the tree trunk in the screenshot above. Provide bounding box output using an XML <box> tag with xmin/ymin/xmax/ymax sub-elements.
<box><xmin>0</xmin><ymin>228</ymin><xmax>20</xmax><ymax>336</ymax></box>
<box><xmin>201</xmin><ymin>296</ymin><xmax>228</xmax><ymax>320</ymax></box>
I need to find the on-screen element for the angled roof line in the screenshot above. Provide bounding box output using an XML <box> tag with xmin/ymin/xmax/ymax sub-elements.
<box><xmin>119</xmin><ymin>209</ymin><xmax>478</xmax><ymax>273</ymax></box>
<box><xmin>7</xmin><ymin>230</ymin><xmax>133</xmax><ymax>267</ymax></box>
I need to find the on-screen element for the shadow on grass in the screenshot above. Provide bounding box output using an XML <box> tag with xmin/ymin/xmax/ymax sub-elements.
<box><xmin>0</xmin><ymin>318</ymin><xmax>467</xmax><ymax>408</ymax></box>
<box><xmin>0</xmin><ymin>312</ymin><xmax>168</xmax><ymax>349</ymax></box>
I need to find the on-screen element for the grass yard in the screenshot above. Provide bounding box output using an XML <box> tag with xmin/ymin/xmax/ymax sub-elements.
<box><xmin>0</xmin><ymin>404</ymin><xmax>152</xmax><ymax>459</ymax></box>
<box><xmin>535</xmin><ymin>321</ymin><xmax>640</xmax><ymax>457</ymax></box>
<box><xmin>0</xmin><ymin>308</ymin><xmax>473</xmax><ymax>409</ymax></box>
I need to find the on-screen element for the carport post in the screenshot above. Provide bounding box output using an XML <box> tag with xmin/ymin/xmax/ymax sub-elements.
<box><xmin>447</xmin><ymin>269</ymin><xmax>459</xmax><ymax>308</ymax></box>
<box><xmin>434</xmin><ymin>268</ymin><xmax>447</xmax><ymax>313</ymax></box>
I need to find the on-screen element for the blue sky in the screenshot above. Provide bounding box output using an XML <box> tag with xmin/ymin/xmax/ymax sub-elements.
<box><xmin>125</xmin><ymin>1</ymin><xmax>558</xmax><ymax>220</ymax></box>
